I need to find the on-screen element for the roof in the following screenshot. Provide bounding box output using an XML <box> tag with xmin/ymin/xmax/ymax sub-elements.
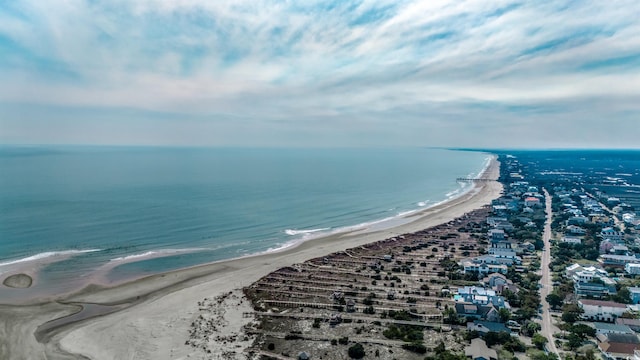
<box><xmin>473</xmin><ymin>321</ymin><xmax>509</xmax><ymax>333</ymax></box>
<box><xmin>600</xmin><ymin>341</ymin><xmax>640</xmax><ymax>355</ymax></box>
<box><xmin>606</xmin><ymin>333</ymin><xmax>640</xmax><ymax>344</ymax></box>
<box><xmin>593</xmin><ymin>322</ymin><xmax>634</xmax><ymax>333</ymax></box>
<box><xmin>455</xmin><ymin>303</ymin><xmax>478</xmax><ymax>314</ymax></box>
<box><xmin>579</xmin><ymin>299</ymin><xmax>628</xmax><ymax>308</ymax></box>
<box><xmin>617</xmin><ymin>318</ymin><xmax>640</xmax><ymax>327</ymax></box>
<box><xmin>465</xmin><ymin>338</ymin><xmax>497</xmax><ymax>360</ymax></box>
<box><xmin>486</xmin><ymin>272</ymin><xmax>507</xmax><ymax>279</ymax></box>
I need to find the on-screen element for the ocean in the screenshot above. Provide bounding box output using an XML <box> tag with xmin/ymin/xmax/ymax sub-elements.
<box><xmin>0</xmin><ymin>146</ymin><xmax>488</xmax><ymax>298</ymax></box>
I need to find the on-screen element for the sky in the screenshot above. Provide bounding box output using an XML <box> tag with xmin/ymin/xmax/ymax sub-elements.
<box><xmin>0</xmin><ymin>0</ymin><xmax>639</xmax><ymax>148</ymax></box>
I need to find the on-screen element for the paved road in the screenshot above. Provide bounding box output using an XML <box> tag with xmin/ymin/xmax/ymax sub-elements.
<box><xmin>540</xmin><ymin>189</ymin><xmax>560</xmax><ymax>357</ymax></box>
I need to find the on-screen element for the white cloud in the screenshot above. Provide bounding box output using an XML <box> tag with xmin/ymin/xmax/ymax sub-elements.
<box><xmin>0</xmin><ymin>0</ymin><xmax>639</xmax><ymax>147</ymax></box>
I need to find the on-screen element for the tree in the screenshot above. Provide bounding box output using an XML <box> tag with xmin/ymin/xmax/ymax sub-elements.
<box><xmin>569</xmin><ymin>324</ymin><xmax>596</xmax><ymax>339</ymax></box>
<box><xmin>567</xmin><ymin>333</ymin><xmax>583</xmax><ymax>350</ymax></box>
<box><xmin>546</xmin><ymin>293</ymin><xmax>563</xmax><ymax>309</ymax></box>
<box><xmin>562</xmin><ymin>303</ymin><xmax>584</xmax><ymax>323</ymax></box>
<box><xmin>443</xmin><ymin>307</ymin><xmax>461</xmax><ymax>325</ymax></box>
<box><xmin>532</xmin><ymin>333</ymin><xmax>548</xmax><ymax>350</ymax></box>
<box><xmin>613</xmin><ymin>287</ymin><xmax>632</xmax><ymax>304</ymax></box>
<box><xmin>522</xmin><ymin>321</ymin><xmax>541</xmax><ymax>337</ymax></box>
<box><xmin>498</xmin><ymin>308</ymin><xmax>511</xmax><ymax>323</ymax></box>
<box><xmin>348</xmin><ymin>343</ymin><xmax>365</xmax><ymax>359</ymax></box>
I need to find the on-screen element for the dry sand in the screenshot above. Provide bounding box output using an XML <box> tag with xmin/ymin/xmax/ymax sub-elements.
<box><xmin>0</xmin><ymin>156</ymin><xmax>502</xmax><ymax>360</ymax></box>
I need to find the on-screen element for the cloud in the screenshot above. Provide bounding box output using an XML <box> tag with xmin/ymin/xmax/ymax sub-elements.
<box><xmin>0</xmin><ymin>0</ymin><xmax>639</xmax><ymax>147</ymax></box>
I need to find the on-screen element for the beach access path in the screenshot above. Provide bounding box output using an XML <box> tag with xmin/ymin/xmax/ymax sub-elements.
<box><xmin>0</xmin><ymin>156</ymin><xmax>502</xmax><ymax>360</ymax></box>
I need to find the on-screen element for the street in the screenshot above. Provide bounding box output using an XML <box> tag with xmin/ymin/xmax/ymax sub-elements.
<box><xmin>539</xmin><ymin>188</ymin><xmax>561</xmax><ymax>357</ymax></box>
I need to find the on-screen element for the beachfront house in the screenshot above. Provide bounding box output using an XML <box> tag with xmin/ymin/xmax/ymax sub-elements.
<box><xmin>456</xmin><ymin>286</ymin><xmax>509</xmax><ymax>309</ymax></box>
<box><xmin>462</xmin><ymin>260</ymin><xmax>508</xmax><ymax>276</ymax></box>
<box><xmin>454</xmin><ymin>303</ymin><xmax>500</xmax><ymax>322</ymax></box>
<box><xmin>488</xmin><ymin>229</ymin><xmax>506</xmax><ymax>242</ymax></box>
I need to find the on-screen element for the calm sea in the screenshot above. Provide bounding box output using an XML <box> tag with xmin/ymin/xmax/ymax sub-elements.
<box><xmin>0</xmin><ymin>146</ymin><xmax>488</xmax><ymax>296</ymax></box>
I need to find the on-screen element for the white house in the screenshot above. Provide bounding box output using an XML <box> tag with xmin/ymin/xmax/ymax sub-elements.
<box><xmin>462</xmin><ymin>260</ymin><xmax>508</xmax><ymax>276</ymax></box>
<box><xmin>627</xmin><ymin>264</ymin><xmax>640</xmax><ymax>276</ymax></box>
<box><xmin>524</xmin><ymin>197</ymin><xmax>541</xmax><ymax>207</ymax></box>
<box><xmin>601</xmin><ymin>227</ymin><xmax>625</xmax><ymax>242</ymax></box>
<box><xmin>579</xmin><ymin>299</ymin><xmax>628</xmax><ymax>322</ymax></box>
<box><xmin>561</xmin><ymin>236</ymin><xmax>583</xmax><ymax>245</ymax></box>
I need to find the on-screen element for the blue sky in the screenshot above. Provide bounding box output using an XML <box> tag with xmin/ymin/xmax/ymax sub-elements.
<box><xmin>0</xmin><ymin>0</ymin><xmax>639</xmax><ymax>148</ymax></box>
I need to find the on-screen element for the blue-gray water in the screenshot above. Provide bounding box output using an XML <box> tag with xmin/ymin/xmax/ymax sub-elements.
<box><xmin>0</xmin><ymin>146</ymin><xmax>488</xmax><ymax>295</ymax></box>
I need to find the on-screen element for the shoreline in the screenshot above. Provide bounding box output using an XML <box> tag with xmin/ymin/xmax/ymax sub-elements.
<box><xmin>0</xmin><ymin>154</ymin><xmax>490</xmax><ymax>304</ymax></box>
<box><xmin>0</xmin><ymin>155</ymin><xmax>502</xmax><ymax>360</ymax></box>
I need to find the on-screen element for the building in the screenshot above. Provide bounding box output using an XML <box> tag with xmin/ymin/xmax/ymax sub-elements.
<box><xmin>601</xmin><ymin>240</ymin><xmax>622</xmax><ymax>255</ymax></box>
<box><xmin>627</xmin><ymin>264</ymin><xmax>640</xmax><ymax>276</ymax></box>
<box><xmin>571</xmin><ymin>267</ymin><xmax>617</xmax><ymax>299</ymax></box>
<box><xmin>598</xmin><ymin>333</ymin><xmax>640</xmax><ymax>360</ymax></box>
<box><xmin>611</xmin><ymin>245</ymin><xmax>630</xmax><ymax>255</ymax></box>
<box><xmin>488</xmin><ymin>229</ymin><xmax>506</xmax><ymax>242</ymax></box>
<box><xmin>454</xmin><ymin>303</ymin><xmax>500</xmax><ymax>322</ymax></box>
<box><xmin>465</xmin><ymin>338</ymin><xmax>497</xmax><ymax>360</ymax></box>
<box><xmin>462</xmin><ymin>260</ymin><xmax>508</xmax><ymax>276</ymax></box>
<box><xmin>524</xmin><ymin>197</ymin><xmax>541</xmax><ymax>207</ymax></box>
<box><xmin>487</xmin><ymin>246</ymin><xmax>518</xmax><ymax>260</ymax></box>
<box><xmin>561</xmin><ymin>236</ymin><xmax>583</xmax><ymax>245</ymax></box>
<box><xmin>593</xmin><ymin>322</ymin><xmax>635</xmax><ymax>336</ymax></box>
<box><xmin>600</xmin><ymin>255</ymin><xmax>640</xmax><ymax>268</ymax></box>
<box><xmin>494</xmin><ymin>221</ymin><xmax>515</xmax><ymax>232</ymax></box>
<box><xmin>617</xmin><ymin>318</ymin><xmax>640</xmax><ymax>333</ymax></box>
<box><xmin>487</xmin><ymin>217</ymin><xmax>507</xmax><ymax>227</ymax></box>
<box><xmin>566</xmin><ymin>225</ymin><xmax>587</xmax><ymax>235</ymax></box>
<box><xmin>475</xmin><ymin>254</ymin><xmax>521</xmax><ymax>266</ymax></box>
<box><xmin>467</xmin><ymin>320</ymin><xmax>512</xmax><ymax>336</ymax></box>
<box><xmin>579</xmin><ymin>300</ymin><xmax>628</xmax><ymax>322</ymax></box>
<box><xmin>481</xmin><ymin>273</ymin><xmax>509</xmax><ymax>288</ymax></box>
<box><xmin>601</xmin><ymin>227</ymin><xmax>625</xmax><ymax>242</ymax></box>
<box><xmin>630</xmin><ymin>288</ymin><xmax>640</xmax><ymax>305</ymax></box>
<box><xmin>456</xmin><ymin>286</ymin><xmax>509</xmax><ymax>309</ymax></box>
<box><xmin>568</xmin><ymin>216</ymin><xmax>589</xmax><ymax>225</ymax></box>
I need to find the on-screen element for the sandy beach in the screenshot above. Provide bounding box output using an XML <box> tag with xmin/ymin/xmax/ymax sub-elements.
<box><xmin>0</xmin><ymin>156</ymin><xmax>502</xmax><ymax>360</ymax></box>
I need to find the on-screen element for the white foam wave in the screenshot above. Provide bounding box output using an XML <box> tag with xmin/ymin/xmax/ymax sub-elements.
<box><xmin>285</xmin><ymin>228</ymin><xmax>330</xmax><ymax>236</ymax></box>
<box><xmin>417</xmin><ymin>201</ymin><xmax>428</xmax><ymax>207</ymax></box>
<box><xmin>108</xmin><ymin>248</ymin><xmax>205</xmax><ymax>262</ymax></box>
<box><xmin>0</xmin><ymin>249</ymin><xmax>102</xmax><ymax>268</ymax></box>
<box><xmin>446</xmin><ymin>188</ymin><xmax>461</xmax><ymax>198</ymax></box>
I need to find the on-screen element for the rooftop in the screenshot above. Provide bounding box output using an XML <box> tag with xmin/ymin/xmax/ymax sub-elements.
<box><xmin>579</xmin><ymin>299</ymin><xmax>628</xmax><ymax>308</ymax></box>
<box><xmin>465</xmin><ymin>338</ymin><xmax>497</xmax><ymax>360</ymax></box>
<box><xmin>593</xmin><ymin>322</ymin><xmax>634</xmax><ymax>333</ymax></box>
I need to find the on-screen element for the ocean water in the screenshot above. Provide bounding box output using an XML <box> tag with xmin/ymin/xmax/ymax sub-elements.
<box><xmin>0</xmin><ymin>146</ymin><xmax>488</xmax><ymax>295</ymax></box>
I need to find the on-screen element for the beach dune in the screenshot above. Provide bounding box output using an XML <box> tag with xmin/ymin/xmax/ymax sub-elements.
<box><xmin>0</xmin><ymin>156</ymin><xmax>502</xmax><ymax>360</ymax></box>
